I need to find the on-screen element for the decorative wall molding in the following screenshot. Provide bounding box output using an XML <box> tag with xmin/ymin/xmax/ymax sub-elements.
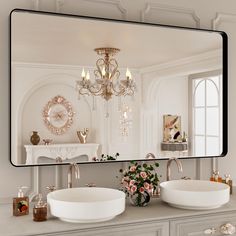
<box><xmin>55</xmin><ymin>0</ymin><xmax>127</xmax><ymax>20</ymax></box>
<box><xmin>55</xmin><ymin>0</ymin><xmax>65</xmax><ymax>13</ymax></box>
<box><xmin>211</xmin><ymin>13</ymin><xmax>236</xmax><ymax>174</ymax></box>
<box><xmin>29</xmin><ymin>167</ymin><xmax>40</xmax><ymax>201</ymax></box>
<box><xmin>212</xmin><ymin>12</ymin><xmax>236</xmax><ymax>30</ymax></box>
<box><xmin>85</xmin><ymin>0</ymin><xmax>127</xmax><ymax>19</ymax></box>
<box><xmin>32</xmin><ymin>0</ymin><xmax>41</xmax><ymax>10</ymax></box>
<box><xmin>141</xmin><ymin>3</ymin><xmax>200</xmax><ymax>28</ymax></box>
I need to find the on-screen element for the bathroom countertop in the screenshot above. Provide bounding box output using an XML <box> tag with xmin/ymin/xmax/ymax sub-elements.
<box><xmin>1</xmin><ymin>193</ymin><xmax>236</xmax><ymax>236</ymax></box>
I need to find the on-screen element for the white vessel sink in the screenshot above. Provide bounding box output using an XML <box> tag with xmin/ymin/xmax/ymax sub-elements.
<box><xmin>47</xmin><ymin>187</ymin><xmax>126</xmax><ymax>223</ymax></box>
<box><xmin>160</xmin><ymin>180</ymin><xmax>230</xmax><ymax>210</ymax></box>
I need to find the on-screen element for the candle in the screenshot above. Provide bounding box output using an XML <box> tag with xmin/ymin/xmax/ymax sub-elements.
<box><xmin>126</xmin><ymin>68</ymin><xmax>132</xmax><ymax>80</ymax></box>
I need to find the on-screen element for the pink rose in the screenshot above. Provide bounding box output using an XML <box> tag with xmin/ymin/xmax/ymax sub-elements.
<box><xmin>126</xmin><ymin>186</ymin><xmax>130</xmax><ymax>191</ymax></box>
<box><xmin>131</xmin><ymin>185</ymin><xmax>137</xmax><ymax>193</ymax></box>
<box><xmin>139</xmin><ymin>187</ymin><xmax>145</xmax><ymax>193</ymax></box>
<box><xmin>148</xmin><ymin>184</ymin><xmax>153</xmax><ymax>193</ymax></box>
<box><xmin>129</xmin><ymin>166</ymin><xmax>136</xmax><ymax>172</ymax></box>
<box><xmin>140</xmin><ymin>171</ymin><xmax>147</xmax><ymax>179</ymax></box>
<box><xmin>129</xmin><ymin>180</ymin><xmax>136</xmax><ymax>186</ymax></box>
<box><xmin>144</xmin><ymin>182</ymin><xmax>150</xmax><ymax>190</ymax></box>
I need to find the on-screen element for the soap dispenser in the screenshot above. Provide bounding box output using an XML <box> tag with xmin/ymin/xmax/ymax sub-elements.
<box><xmin>33</xmin><ymin>193</ymin><xmax>47</xmax><ymax>222</ymax></box>
<box><xmin>13</xmin><ymin>186</ymin><xmax>29</xmax><ymax>216</ymax></box>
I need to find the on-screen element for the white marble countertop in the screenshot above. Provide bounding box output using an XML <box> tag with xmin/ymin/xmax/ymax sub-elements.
<box><xmin>1</xmin><ymin>193</ymin><xmax>236</xmax><ymax>236</ymax></box>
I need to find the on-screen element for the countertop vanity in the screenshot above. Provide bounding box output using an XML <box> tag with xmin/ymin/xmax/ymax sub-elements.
<box><xmin>1</xmin><ymin>190</ymin><xmax>236</xmax><ymax>236</ymax></box>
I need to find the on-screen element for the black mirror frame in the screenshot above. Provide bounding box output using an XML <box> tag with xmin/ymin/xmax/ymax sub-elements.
<box><xmin>9</xmin><ymin>8</ymin><xmax>228</xmax><ymax>167</ymax></box>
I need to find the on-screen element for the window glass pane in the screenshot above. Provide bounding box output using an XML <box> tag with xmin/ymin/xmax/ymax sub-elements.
<box><xmin>195</xmin><ymin>108</ymin><xmax>205</xmax><ymax>135</ymax></box>
<box><xmin>210</xmin><ymin>76</ymin><xmax>219</xmax><ymax>89</ymax></box>
<box><xmin>206</xmin><ymin>137</ymin><xmax>219</xmax><ymax>155</ymax></box>
<box><xmin>206</xmin><ymin>79</ymin><xmax>218</xmax><ymax>106</ymax></box>
<box><xmin>195</xmin><ymin>136</ymin><xmax>205</xmax><ymax>156</ymax></box>
<box><xmin>194</xmin><ymin>80</ymin><xmax>205</xmax><ymax>107</ymax></box>
<box><xmin>206</xmin><ymin>107</ymin><xmax>219</xmax><ymax>136</ymax></box>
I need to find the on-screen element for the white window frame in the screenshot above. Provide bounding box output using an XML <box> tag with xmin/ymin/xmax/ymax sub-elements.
<box><xmin>189</xmin><ymin>70</ymin><xmax>222</xmax><ymax>156</ymax></box>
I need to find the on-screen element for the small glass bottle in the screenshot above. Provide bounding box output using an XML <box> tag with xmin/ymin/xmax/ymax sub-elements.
<box><xmin>33</xmin><ymin>194</ymin><xmax>47</xmax><ymax>222</ymax></box>
<box><xmin>13</xmin><ymin>186</ymin><xmax>29</xmax><ymax>216</ymax></box>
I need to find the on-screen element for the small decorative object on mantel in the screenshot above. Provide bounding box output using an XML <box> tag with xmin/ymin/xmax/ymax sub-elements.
<box><xmin>42</xmin><ymin>139</ymin><xmax>53</xmax><ymax>145</ymax></box>
<box><xmin>42</xmin><ymin>95</ymin><xmax>75</xmax><ymax>135</ymax></box>
<box><xmin>119</xmin><ymin>161</ymin><xmax>160</xmax><ymax>207</ymax></box>
<box><xmin>92</xmin><ymin>153</ymin><xmax>119</xmax><ymax>162</ymax></box>
<box><xmin>30</xmin><ymin>131</ymin><xmax>40</xmax><ymax>145</ymax></box>
<box><xmin>77</xmin><ymin>128</ymin><xmax>89</xmax><ymax>143</ymax></box>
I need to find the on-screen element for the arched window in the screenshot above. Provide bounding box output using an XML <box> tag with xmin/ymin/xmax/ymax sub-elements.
<box><xmin>191</xmin><ymin>71</ymin><xmax>222</xmax><ymax>156</ymax></box>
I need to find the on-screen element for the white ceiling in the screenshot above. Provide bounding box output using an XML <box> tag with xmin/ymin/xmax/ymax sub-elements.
<box><xmin>11</xmin><ymin>11</ymin><xmax>222</xmax><ymax>69</ymax></box>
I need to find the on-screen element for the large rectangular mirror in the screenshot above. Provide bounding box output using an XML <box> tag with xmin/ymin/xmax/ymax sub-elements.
<box><xmin>10</xmin><ymin>9</ymin><xmax>227</xmax><ymax>166</ymax></box>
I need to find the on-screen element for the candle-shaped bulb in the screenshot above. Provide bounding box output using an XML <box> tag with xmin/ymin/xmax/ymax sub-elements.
<box><xmin>126</xmin><ymin>68</ymin><xmax>132</xmax><ymax>79</ymax></box>
<box><xmin>86</xmin><ymin>71</ymin><xmax>90</xmax><ymax>80</ymax></box>
<box><xmin>81</xmin><ymin>68</ymin><xmax>86</xmax><ymax>78</ymax></box>
<box><xmin>102</xmin><ymin>67</ymin><xmax>106</xmax><ymax>76</ymax></box>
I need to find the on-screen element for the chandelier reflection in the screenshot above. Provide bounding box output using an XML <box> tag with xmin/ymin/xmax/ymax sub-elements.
<box><xmin>76</xmin><ymin>47</ymin><xmax>136</xmax><ymax>101</ymax></box>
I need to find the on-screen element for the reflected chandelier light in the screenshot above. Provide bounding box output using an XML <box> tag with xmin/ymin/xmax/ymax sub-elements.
<box><xmin>76</xmin><ymin>47</ymin><xmax>136</xmax><ymax>101</ymax></box>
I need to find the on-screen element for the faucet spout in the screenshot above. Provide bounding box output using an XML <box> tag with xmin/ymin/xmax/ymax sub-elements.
<box><xmin>145</xmin><ymin>153</ymin><xmax>156</xmax><ymax>159</ymax></box>
<box><xmin>166</xmin><ymin>158</ymin><xmax>183</xmax><ymax>181</ymax></box>
<box><xmin>68</xmin><ymin>163</ymin><xmax>80</xmax><ymax>188</ymax></box>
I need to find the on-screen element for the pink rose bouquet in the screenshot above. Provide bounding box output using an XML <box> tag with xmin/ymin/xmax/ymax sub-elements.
<box><xmin>119</xmin><ymin>161</ymin><xmax>159</xmax><ymax>206</ymax></box>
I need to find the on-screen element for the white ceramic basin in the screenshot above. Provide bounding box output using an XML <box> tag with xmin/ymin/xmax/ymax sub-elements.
<box><xmin>47</xmin><ymin>187</ymin><xmax>126</xmax><ymax>223</ymax></box>
<box><xmin>160</xmin><ymin>180</ymin><xmax>230</xmax><ymax>210</ymax></box>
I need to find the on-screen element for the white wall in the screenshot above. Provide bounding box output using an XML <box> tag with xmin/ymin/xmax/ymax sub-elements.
<box><xmin>1</xmin><ymin>0</ymin><xmax>236</xmax><ymax>202</ymax></box>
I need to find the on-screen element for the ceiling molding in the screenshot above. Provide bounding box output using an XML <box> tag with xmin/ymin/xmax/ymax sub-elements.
<box><xmin>212</xmin><ymin>12</ymin><xmax>236</xmax><ymax>30</ymax></box>
<box><xmin>141</xmin><ymin>2</ymin><xmax>200</xmax><ymax>28</ymax></box>
<box><xmin>12</xmin><ymin>62</ymin><xmax>140</xmax><ymax>73</ymax></box>
<box><xmin>140</xmin><ymin>49</ymin><xmax>221</xmax><ymax>75</ymax></box>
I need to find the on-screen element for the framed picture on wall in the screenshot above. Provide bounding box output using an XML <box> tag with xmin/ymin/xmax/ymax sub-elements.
<box><xmin>163</xmin><ymin>115</ymin><xmax>181</xmax><ymax>142</ymax></box>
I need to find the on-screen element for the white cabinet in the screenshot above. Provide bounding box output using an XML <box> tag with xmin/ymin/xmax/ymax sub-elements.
<box><xmin>41</xmin><ymin>221</ymin><xmax>169</xmax><ymax>236</ymax></box>
<box><xmin>170</xmin><ymin>212</ymin><xmax>236</xmax><ymax>236</ymax></box>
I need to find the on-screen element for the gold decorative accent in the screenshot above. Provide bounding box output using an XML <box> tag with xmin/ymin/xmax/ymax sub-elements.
<box><xmin>77</xmin><ymin>128</ymin><xmax>89</xmax><ymax>144</ymax></box>
<box><xmin>76</xmin><ymin>47</ymin><xmax>136</xmax><ymax>101</ymax></box>
<box><xmin>42</xmin><ymin>95</ymin><xmax>74</xmax><ymax>135</ymax></box>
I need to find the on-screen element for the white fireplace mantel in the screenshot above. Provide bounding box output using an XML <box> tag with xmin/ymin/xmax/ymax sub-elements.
<box><xmin>25</xmin><ymin>143</ymin><xmax>100</xmax><ymax>165</ymax></box>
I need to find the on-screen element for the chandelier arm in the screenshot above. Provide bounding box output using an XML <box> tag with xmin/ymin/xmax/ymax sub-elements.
<box><xmin>109</xmin><ymin>59</ymin><xmax>119</xmax><ymax>80</ymax></box>
<box><xmin>95</xmin><ymin>58</ymin><xmax>105</xmax><ymax>79</ymax></box>
<box><xmin>110</xmin><ymin>80</ymin><xmax>126</xmax><ymax>96</ymax></box>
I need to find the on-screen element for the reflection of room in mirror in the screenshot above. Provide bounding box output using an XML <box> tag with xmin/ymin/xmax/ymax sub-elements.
<box><xmin>10</xmin><ymin>10</ymin><xmax>225</xmax><ymax>165</ymax></box>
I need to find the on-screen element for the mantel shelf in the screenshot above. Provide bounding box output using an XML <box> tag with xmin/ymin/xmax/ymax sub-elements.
<box><xmin>24</xmin><ymin>143</ymin><xmax>100</xmax><ymax>164</ymax></box>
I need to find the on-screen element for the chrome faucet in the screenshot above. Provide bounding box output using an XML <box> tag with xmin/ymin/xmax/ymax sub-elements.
<box><xmin>166</xmin><ymin>158</ymin><xmax>183</xmax><ymax>181</ymax></box>
<box><xmin>68</xmin><ymin>163</ymin><xmax>80</xmax><ymax>188</ymax></box>
<box><xmin>145</xmin><ymin>153</ymin><xmax>156</xmax><ymax>159</ymax></box>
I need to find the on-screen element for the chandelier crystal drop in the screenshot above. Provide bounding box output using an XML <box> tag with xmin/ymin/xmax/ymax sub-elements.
<box><xmin>76</xmin><ymin>47</ymin><xmax>136</xmax><ymax>101</ymax></box>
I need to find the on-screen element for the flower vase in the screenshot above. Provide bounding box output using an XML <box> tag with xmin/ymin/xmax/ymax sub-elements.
<box><xmin>129</xmin><ymin>191</ymin><xmax>150</xmax><ymax>207</ymax></box>
<box><xmin>30</xmin><ymin>131</ymin><xmax>40</xmax><ymax>145</ymax></box>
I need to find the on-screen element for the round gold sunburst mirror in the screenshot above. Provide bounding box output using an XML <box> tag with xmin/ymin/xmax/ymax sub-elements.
<box><xmin>42</xmin><ymin>95</ymin><xmax>75</xmax><ymax>135</ymax></box>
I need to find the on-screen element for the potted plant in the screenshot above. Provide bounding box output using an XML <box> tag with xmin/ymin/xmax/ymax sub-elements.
<box><xmin>119</xmin><ymin>161</ymin><xmax>160</xmax><ymax>207</ymax></box>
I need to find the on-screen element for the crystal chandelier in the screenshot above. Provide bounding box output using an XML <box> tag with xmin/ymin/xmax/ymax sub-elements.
<box><xmin>119</xmin><ymin>103</ymin><xmax>132</xmax><ymax>136</ymax></box>
<box><xmin>76</xmin><ymin>47</ymin><xmax>136</xmax><ymax>101</ymax></box>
